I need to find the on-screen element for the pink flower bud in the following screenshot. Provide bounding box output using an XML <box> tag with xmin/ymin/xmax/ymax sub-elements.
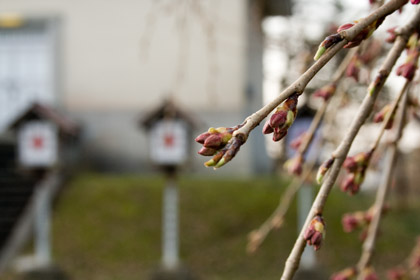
<box><xmin>262</xmin><ymin>120</ymin><xmax>274</xmax><ymax>134</ymax></box>
<box><xmin>342</xmin><ymin>214</ymin><xmax>360</xmax><ymax>232</ymax></box>
<box><xmin>198</xmin><ymin>147</ymin><xmax>217</xmax><ymax>156</ymax></box>
<box><xmin>396</xmin><ymin>62</ymin><xmax>417</xmax><ymax>81</ymax></box>
<box><xmin>387</xmin><ymin>267</ymin><xmax>408</xmax><ymax>280</ymax></box>
<box><xmin>346</xmin><ymin>55</ymin><xmax>362</xmax><ymax>81</ymax></box>
<box><xmin>270</xmin><ymin>110</ymin><xmax>288</xmax><ymax>128</ymax></box>
<box><xmin>343</xmin><ymin>156</ymin><xmax>358</xmax><ymax>172</ymax></box>
<box><xmin>386</xmin><ymin>27</ymin><xmax>397</xmax><ymax>43</ymax></box>
<box><xmin>361</xmin><ymin>267</ymin><xmax>379</xmax><ymax>280</ymax></box>
<box><xmin>337</xmin><ymin>23</ymin><xmax>354</xmax><ymax>33</ymax></box>
<box><xmin>195</xmin><ymin>132</ymin><xmax>211</xmax><ymax>144</ymax></box>
<box><xmin>272</xmin><ymin>128</ymin><xmax>288</xmax><ymax>142</ymax></box>
<box><xmin>313</xmin><ymin>83</ymin><xmax>337</xmax><ymax>101</ymax></box>
<box><xmin>411</xmin><ymin>0</ymin><xmax>420</xmax><ymax>4</ymax></box>
<box><xmin>304</xmin><ymin>215</ymin><xmax>325</xmax><ymax>251</ymax></box>
<box><xmin>203</xmin><ymin>134</ymin><xmax>223</xmax><ymax>149</ymax></box>
<box><xmin>374</xmin><ymin>104</ymin><xmax>394</xmax><ymax>129</ymax></box>
<box><xmin>341</xmin><ymin>173</ymin><xmax>360</xmax><ymax>195</ymax></box>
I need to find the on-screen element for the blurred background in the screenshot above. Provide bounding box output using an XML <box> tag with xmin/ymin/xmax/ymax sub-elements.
<box><xmin>0</xmin><ymin>0</ymin><xmax>419</xmax><ymax>279</ymax></box>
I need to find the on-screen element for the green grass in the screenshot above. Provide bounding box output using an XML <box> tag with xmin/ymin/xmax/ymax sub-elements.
<box><xmin>2</xmin><ymin>173</ymin><xmax>420</xmax><ymax>280</ymax></box>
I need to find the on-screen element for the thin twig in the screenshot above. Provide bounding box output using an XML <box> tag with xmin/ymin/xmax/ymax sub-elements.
<box><xmin>280</xmin><ymin>8</ymin><xmax>420</xmax><ymax>280</ymax></box>
<box><xmin>246</xmin><ymin>48</ymin><xmax>360</xmax><ymax>253</ymax></box>
<box><xmin>356</xmin><ymin>81</ymin><xmax>410</xmax><ymax>278</ymax></box>
<box><xmin>233</xmin><ymin>0</ymin><xmax>408</xmax><ymax>142</ymax></box>
<box><xmin>247</xmin><ymin>162</ymin><xmax>315</xmax><ymax>254</ymax></box>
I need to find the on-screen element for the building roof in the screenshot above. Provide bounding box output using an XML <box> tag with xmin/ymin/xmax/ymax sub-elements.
<box><xmin>8</xmin><ymin>103</ymin><xmax>80</xmax><ymax>137</ymax></box>
<box><xmin>140</xmin><ymin>99</ymin><xmax>199</xmax><ymax>130</ymax></box>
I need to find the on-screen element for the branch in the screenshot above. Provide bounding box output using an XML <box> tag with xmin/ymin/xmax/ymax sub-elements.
<box><xmin>247</xmin><ymin>47</ymin><xmax>361</xmax><ymax>252</ymax></box>
<box><xmin>280</xmin><ymin>8</ymin><xmax>420</xmax><ymax>280</ymax></box>
<box><xmin>247</xmin><ymin>162</ymin><xmax>315</xmax><ymax>254</ymax></box>
<box><xmin>196</xmin><ymin>0</ymin><xmax>409</xmax><ymax>169</ymax></box>
<box><xmin>356</xmin><ymin>80</ymin><xmax>409</xmax><ymax>279</ymax></box>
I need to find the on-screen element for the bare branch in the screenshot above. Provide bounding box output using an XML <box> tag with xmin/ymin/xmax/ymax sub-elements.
<box><xmin>356</xmin><ymin>82</ymin><xmax>411</xmax><ymax>278</ymax></box>
<box><xmin>280</xmin><ymin>7</ymin><xmax>420</xmax><ymax>280</ymax></box>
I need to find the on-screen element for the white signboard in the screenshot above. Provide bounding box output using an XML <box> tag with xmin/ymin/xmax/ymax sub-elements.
<box><xmin>18</xmin><ymin>121</ymin><xmax>58</xmax><ymax>167</ymax></box>
<box><xmin>149</xmin><ymin>120</ymin><xmax>188</xmax><ymax>165</ymax></box>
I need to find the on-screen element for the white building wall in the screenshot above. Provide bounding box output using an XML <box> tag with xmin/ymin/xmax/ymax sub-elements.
<box><xmin>0</xmin><ymin>0</ymin><xmax>246</xmax><ymax>111</ymax></box>
<box><xmin>0</xmin><ymin>0</ymin><xmax>254</xmax><ymax>174</ymax></box>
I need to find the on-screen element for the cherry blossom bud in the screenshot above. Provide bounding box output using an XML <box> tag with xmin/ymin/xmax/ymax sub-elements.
<box><xmin>317</xmin><ymin>157</ymin><xmax>334</xmax><ymax>184</ymax></box>
<box><xmin>386</xmin><ymin>27</ymin><xmax>398</xmax><ymax>43</ymax></box>
<box><xmin>411</xmin><ymin>0</ymin><xmax>420</xmax><ymax>5</ymax></box>
<box><xmin>341</xmin><ymin>173</ymin><xmax>360</xmax><ymax>195</ymax></box>
<box><xmin>330</xmin><ymin>267</ymin><xmax>357</xmax><ymax>280</ymax></box>
<box><xmin>198</xmin><ymin>147</ymin><xmax>217</xmax><ymax>156</ymax></box>
<box><xmin>262</xmin><ymin>120</ymin><xmax>274</xmax><ymax>134</ymax></box>
<box><xmin>342</xmin><ymin>213</ymin><xmax>360</xmax><ymax>232</ymax></box>
<box><xmin>361</xmin><ymin>267</ymin><xmax>379</xmax><ymax>280</ymax></box>
<box><xmin>264</xmin><ymin>94</ymin><xmax>299</xmax><ymax>142</ymax></box>
<box><xmin>313</xmin><ymin>83</ymin><xmax>337</xmax><ymax>101</ymax></box>
<box><xmin>203</xmin><ymin>134</ymin><xmax>223</xmax><ymax>149</ymax></box>
<box><xmin>343</xmin><ymin>156</ymin><xmax>358</xmax><ymax>172</ymax></box>
<box><xmin>270</xmin><ymin>110</ymin><xmax>288</xmax><ymax>128</ymax></box>
<box><xmin>374</xmin><ymin>104</ymin><xmax>394</xmax><ymax>129</ymax></box>
<box><xmin>195</xmin><ymin>132</ymin><xmax>211</xmax><ymax>144</ymax></box>
<box><xmin>304</xmin><ymin>215</ymin><xmax>325</xmax><ymax>251</ymax></box>
<box><xmin>387</xmin><ymin>267</ymin><xmax>408</xmax><ymax>280</ymax></box>
<box><xmin>337</xmin><ymin>18</ymin><xmax>384</xmax><ymax>49</ymax></box>
<box><xmin>346</xmin><ymin>55</ymin><xmax>362</xmax><ymax>81</ymax></box>
<box><xmin>396</xmin><ymin>62</ymin><xmax>417</xmax><ymax>81</ymax></box>
<box><xmin>314</xmin><ymin>34</ymin><xmax>342</xmax><ymax>60</ymax></box>
<box><xmin>284</xmin><ymin>155</ymin><xmax>304</xmax><ymax>176</ymax></box>
<box><xmin>272</xmin><ymin>128</ymin><xmax>288</xmax><ymax>142</ymax></box>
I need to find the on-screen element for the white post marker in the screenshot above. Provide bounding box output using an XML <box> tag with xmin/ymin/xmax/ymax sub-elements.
<box><xmin>162</xmin><ymin>175</ymin><xmax>179</xmax><ymax>269</ymax></box>
<box><xmin>298</xmin><ymin>184</ymin><xmax>315</xmax><ymax>269</ymax></box>
<box><xmin>34</xmin><ymin>183</ymin><xmax>52</xmax><ymax>267</ymax></box>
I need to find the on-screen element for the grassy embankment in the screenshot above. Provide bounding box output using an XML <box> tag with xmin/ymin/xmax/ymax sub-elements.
<box><xmin>2</xmin><ymin>173</ymin><xmax>420</xmax><ymax>280</ymax></box>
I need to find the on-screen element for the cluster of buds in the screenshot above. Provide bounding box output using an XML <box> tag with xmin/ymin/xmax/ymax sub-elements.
<box><xmin>342</xmin><ymin>211</ymin><xmax>369</xmax><ymax>233</ymax></box>
<box><xmin>195</xmin><ymin>125</ymin><xmax>245</xmax><ymax>168</ymax></box>
<box><xmin>303</xmin><ymin>215</ymin><xmax>325</xmax><ymax>251</ymax></box>
<box><xmin>360</xmin><ymin>267</ymin><xmax>379</xmax><ymax>280</ymax></box>
<box><xmin>341</xmin><ymin>150</ymin><xmax>372</xmax><ymax>195</ymax></box>
<box><xmin>284</xmin><ymin>154</ymin><xmax>304</xmax><ymax>176</ymax></box>
<box><xmin>387</xmin><ymin>267</ymin><xmax>409</xmax><ymax>280</ymax></box>
<box><xmin>396</xmin><ymin>34</ymin><xmax>419</xmax><ymax>81</ymax></box>
<box><xmin>330</xmin><ymin>267</ymin><xmax>357</xmax><ymax>280</ymax></box>
<box><xmin>313</xmin><ymin>83</ymin><xmax>337</xmax><ymax>101</ymax></box>
<box><xmin>373</xmin><ymin>104</ymin><xmax>395</xmax><ymax>129</ymax></box>
<box><xmin>346</xmin><ymin>55</ymin><xmax>362</xmax><ymax>81</ymax></box>
<box><xmin>317</xmin><ymin>157</ymin><xmax>335</xmax><ymax>184</ymax></box>
<box><xmin>337</xmin><ymin>17</ymin><xmax>384</xmax><ymax>49</ymax></box>
<box><xmin>342</xmin><ymin>206</ymin><xmax>388</xmax><ymax>241</ymax></box>
<box><xmin>314</xmin><ymin>17</ymin><xmax>384</xmax><ymax>60</ymax></box>
<box><xmin>263</xmin><ymin>94</ymin><xmax>299</xmax><ymax>142</ymax></box>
